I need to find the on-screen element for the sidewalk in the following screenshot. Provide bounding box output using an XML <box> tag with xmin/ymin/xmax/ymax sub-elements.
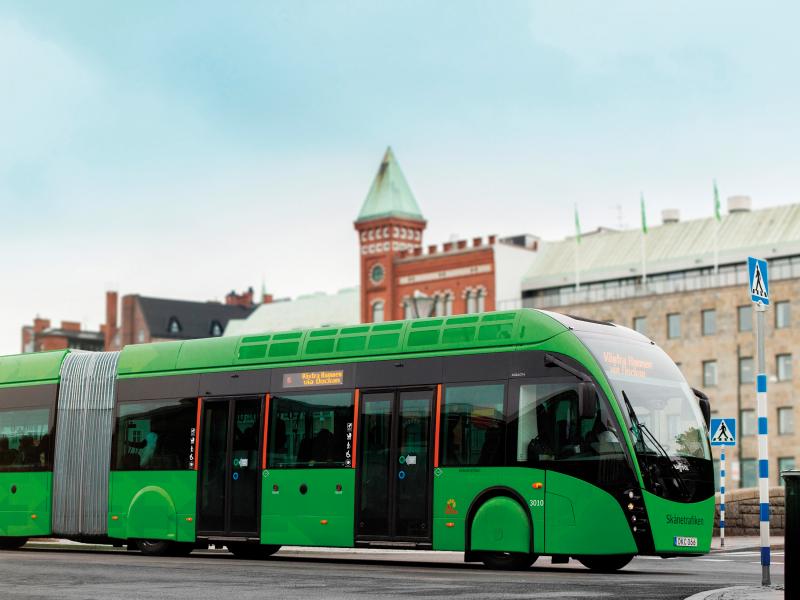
<box><xmin>708</xmin><ymin>535</ymin><xmax>784</xmax><ymax>552</ymax></box>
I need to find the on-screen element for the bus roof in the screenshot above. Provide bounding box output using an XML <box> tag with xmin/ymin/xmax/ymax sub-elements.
<box><xmin>0</xmin><ymin>349</ymin><xmax>70</xmax><ymax>387</ymax></box>
<box><xmin>117</xmin><ymin>309</ymin><xmax>569</xmax><ymax>377</ymax></box>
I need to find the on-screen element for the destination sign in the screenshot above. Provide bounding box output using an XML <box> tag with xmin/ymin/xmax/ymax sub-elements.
<box><xmin>282</xmin><ymin>369</ymin><xmax>345</xmax><ymax>388</ymax></box>
<box><xmin>602</xmin><ymin>351</ymin><xmax>654</xmax><ymax>379</ymax></box>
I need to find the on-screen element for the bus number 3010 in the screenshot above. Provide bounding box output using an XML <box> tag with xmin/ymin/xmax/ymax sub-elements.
<box><xmin>529</xmin><ymin>499</ymin><xmax>544</xmax><ymax>508</ymax></box>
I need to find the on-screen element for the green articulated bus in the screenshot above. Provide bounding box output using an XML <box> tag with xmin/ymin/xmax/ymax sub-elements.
<box><xmin>0</xmin><ymin>309</ymin><xmax>714</xmax><ymax>570</ymax></box>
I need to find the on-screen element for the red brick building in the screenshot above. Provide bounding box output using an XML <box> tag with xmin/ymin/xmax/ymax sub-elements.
<box><xmin>356</xmin><ymin>148</ymin><xmax>538</xmax><ymax>323</ymax></box>
<box><xmin>21</xmin><ymin>318</ymin><xmax>104</xmax><ymax>353</ymax></box>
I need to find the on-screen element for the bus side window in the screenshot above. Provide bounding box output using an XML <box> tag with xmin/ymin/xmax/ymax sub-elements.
<box><xmin>441</xmin><ymin>383</ymin><xmax>505</xmax><ymax>467</ymax></box>
<box><xmin>268</xmin><ymin>391</ymin><xmax>354</xmax><ymax>468</ymax></box>
<box><xmin>513</xmin><ymin>382</ymin><xmax>623</xmax><ymax>465</ymax></box>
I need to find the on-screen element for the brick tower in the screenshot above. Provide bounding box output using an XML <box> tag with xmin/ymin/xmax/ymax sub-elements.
<box><xmin>355</xmin><ymin>147</ymin><xmax>426</xmax><ymax>322</ymax></box>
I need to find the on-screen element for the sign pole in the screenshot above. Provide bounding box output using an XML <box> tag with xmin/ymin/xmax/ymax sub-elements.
<box><xmin>748</xmin><ymin>256</ymin><xmax>771</xmax><ymax>587</ymax></box>
<box><xmin>756</xmin><ymin>302</ymin><xmax>770</xmax><ymax>586</ymax></box>
<box><xmin>720</xmin><ymin>447</ymin><xmax>726</xmax><ymax>548</ymax></box>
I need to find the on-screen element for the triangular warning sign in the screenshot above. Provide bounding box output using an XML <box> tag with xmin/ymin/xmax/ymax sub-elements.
<box><xmin>752</xmin><ymin>263</ymin><xmax>766</xmax><ymax>298</ymax></box>
<box><xmin>711</xmin><ymin>420</ymin><xmax>733</xmax><ymax>443</ymax></box>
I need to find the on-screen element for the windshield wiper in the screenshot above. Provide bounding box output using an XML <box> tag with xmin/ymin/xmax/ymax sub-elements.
<box><xmin>622</xmin><ymin>390</ymin><xmax>690</xmax><ymax>499</ymax></box>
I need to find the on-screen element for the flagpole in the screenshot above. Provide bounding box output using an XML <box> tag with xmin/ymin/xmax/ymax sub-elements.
<box><xmin>640</xmin><ymin>193</ymin><xmax>648</xmax><ymax>286</ymax></box>
<box><xmin>713</xmin><ymin>180</ymin><xmax>721</xmax><ymax>277</ymax></box>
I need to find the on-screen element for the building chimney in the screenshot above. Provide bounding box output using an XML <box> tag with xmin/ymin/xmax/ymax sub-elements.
<box><xmin>488</xmin><ymin>234</ymin><xmax>497</xmax><ymax>245</ymax></box>
<box><xmin>457</xmin><ymin>240</ymin><xmax>467</xmax><ymax>250</ymax></box>
<box><xmin>105</xmin><ymin>291</ymin><xmax>118</xmax><ymax>350</ymax></box>
<box><xmin>33</xmin><ymin>318</ymin><xmax>51</xmax><ymax>334</ymax></box>
<box><xmin>443</xmin><ymin>242</ymin><xmax>454</xmax><ymax>252</ymax></box>
<box><xmin>262</xmin><ymin>293</ymin><xmax>273</xmax><ymax>304</ymax></box>
<box><xmin>428</xmin><ymin>244</ymin><xmax>437</xmax><ymax>255</ymax></box>
<box><xmin>728</xmin><ymin>195</ymin><xmax>752</xmax><ymax>213</ymax></box>
<box><xmin>473</xmin><ymin>237</ymin><xmax>482</xmax><ymax>247</ymax></box>
<box><xmin>61</xmin><ymin>321</ymin><xmax>81</xmax><ymax>332</ymax></box>
<box><xmin>662</xmin><ymin>209</ymin><xmax>680</xmax><ymax>224</ymax></box>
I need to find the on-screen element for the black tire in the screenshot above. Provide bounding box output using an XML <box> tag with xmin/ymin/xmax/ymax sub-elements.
<box><xmin>0</xmin><ymin>537</ymin><xmax>28</xmax><ymax>550</ymax></box>
<box><xmin>136</xmin><ymin>540</ymin><xmax>175</xmax><ymax>556</ymax></box>
<box><xmin>577</xmin><ymin>554</ymin><xmax>634</xmax><ymax>572</ymax></box>
<box><xmin>227</xmin><ymin>543</ymin><xmax>280</xmax><ymax>560</ymax></box>
<box><xmin>481</xmin><ymin>552</ymin><xmax>538</xmax><ymax>570</ymax></box>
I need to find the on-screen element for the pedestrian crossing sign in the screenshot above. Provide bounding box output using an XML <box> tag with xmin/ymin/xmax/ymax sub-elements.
<box><xmin>748</xmin><ymin>257</ymin><xmax>769</xmax><ymax>306</ymax></box>
<box><xmin>710</xmin><ymin>418</ymin><xmax>736</xmax><ymax>446</ymax></box>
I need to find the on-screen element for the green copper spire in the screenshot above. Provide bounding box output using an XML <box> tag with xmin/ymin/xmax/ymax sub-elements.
<box><xmin>356</xmin><ymin>147</ymin><xmax>424</xmax><ymax>223</ymax></box>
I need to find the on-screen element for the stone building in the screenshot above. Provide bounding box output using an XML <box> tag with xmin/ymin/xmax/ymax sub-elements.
<box><xmin>21</xmin><ymin>318</ymin><xmax>103</xmax><ymax>353</ymax></box>
<box><xmin>519</xmin><ymin>198</ymin><xmax>800</xmax><ymax>490</ymax></box>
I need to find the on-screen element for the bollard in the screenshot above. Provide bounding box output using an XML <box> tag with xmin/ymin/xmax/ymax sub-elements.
<box><xmin>783</xmin><ymin>470</ymin><xmax>800</xmax><ymax>599</ymax></box>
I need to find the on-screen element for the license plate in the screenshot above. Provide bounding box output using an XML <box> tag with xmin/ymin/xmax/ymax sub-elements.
<box><xmin>674</xmin><ymin>536</ymin><xmax>698</xmax><ymax>548</ymax></box>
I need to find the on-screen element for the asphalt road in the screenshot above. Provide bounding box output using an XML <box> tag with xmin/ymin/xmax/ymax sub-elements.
<box><xmin>0</xmin><ymin>543</ymin><xmax>785</xmax><ymax>600</ymax></box>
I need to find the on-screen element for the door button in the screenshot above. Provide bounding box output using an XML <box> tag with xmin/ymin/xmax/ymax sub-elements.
<box><xmin>299</xmin><ymin>483</ymin><xmax>308</xmax><ymax>495</ymax></box>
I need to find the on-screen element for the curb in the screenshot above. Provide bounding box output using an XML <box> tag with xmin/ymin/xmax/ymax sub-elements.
<box><xmin>710</xmin><ymin>544</ymin><xmax>784</xmax><ymax>553</ymax></box>
<box><xmin>684</xmin><ymin>585</ymin><xmax>784</xmax><ymax>600</ymax></box>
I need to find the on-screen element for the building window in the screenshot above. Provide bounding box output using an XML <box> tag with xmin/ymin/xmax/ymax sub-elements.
<box><xmin>444</xmin><ymin>293</ymin><xmax>454</xmax><ymax>316</ymax></box>
<box><xmin>741</xmin><ymin>409</ymin><xmax>756</xmax><ymax>436</ymax></box>
<box><xmin>372</xmin><ymin>301</ymin><xmax>384</xmax><ymax>323</ymax></box>
<box><xmin>667</xmin><ymin>313</ymin><xmax>681</xmax><ymax>339</ymax></box>
<box><xmin>267</xmin><ymin>391</ymin><xmax>354</xmax><ymax>468</ymax></box>
<box><xmin>209</xmin><ymin>321</ymin><xmax>223</xmax><ymax>337</ymax></box>
<box><xmin>168</xmin><ymin>317</ymin><xmax>181</xmax><ymax>334</ymax></box>
<box><xmin>779</xmin><ymin>457</ymin><xmax>796</xmax><ymax>486</ymax></box>
<box><xmin>777</xmin><ymin>354</ymin><xmax>792</xmax><ymax>381</ymax></box>
<box><xmin>776</xmin><ymin>301</ymin><xmax>791</xmax><ymax>329</ymax></box>
<box><xmin>114</xmin><ymin>399</ymin><xmax>197</xmax><ymax>470</ymax></box>
<box><xmin>778</xmin><ymin>407</ymin><xmax>794</xmax><ymax>435</ymax></box>
<box><xmin>442</xmin><ymin>384</ymin><xmax>505</xmax><ymax>466</ymax></box>
<box><xmin>434</xmin><ymin>294</ymin><xmax>444</xmax><ymax>317</ymax></box>
<box><xmin>633</xmin><ymin>316</ymin><xmax>647</xmax><ymax>335</ymax></box>
<box><xmin>137</xmin><ymin>329</ymin><xmax>146</xmax><ymax>343</ymax></box>
<box><xmin>738</xmin><ymin>305</ymin><xmax>752</xmax><ymax>332</ymax></box>
<box><xmin>741</xmin><ymin>458</ymin><xmax>757</xmax><ymax>488</ymax></box>
<box><xmin>702</xmin><ymin>360</ymin><xmax>717</xmax><ymax>387</ymax></box>
<box><xmin>466</xmin><ymin>290</ymin><xmax>478</xmax><ymax>314</ymax></box>
<box><xmin>739</xmin><ymin>356</ymin><xmax>754</xmax><ymax>384</ymax></box>
<box><xmin>476</xmin><ymin>289</ymin><xmax>486</xmax><ymax>313</ymax></box>
<box><xmin>701</xmin><ymin>309</ymin><xmax>716</xmax><ymax>336</ymax></box>
<box><xmin>403</xmin><ymin>300</ymin><xmax>412</xmax><ymax>320</ymax></box>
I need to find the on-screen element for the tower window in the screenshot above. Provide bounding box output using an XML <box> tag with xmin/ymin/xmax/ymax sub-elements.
<box><xmin>372</xmin><ymin>301</ymin><xmax>385</xmax><ymax>323</ymax></box>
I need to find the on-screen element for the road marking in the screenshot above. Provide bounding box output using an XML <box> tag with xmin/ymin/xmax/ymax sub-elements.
<box><xmin>694</xmin><ymin>558</ymin><xmax>733</xmax><ymax>562</ymax></box>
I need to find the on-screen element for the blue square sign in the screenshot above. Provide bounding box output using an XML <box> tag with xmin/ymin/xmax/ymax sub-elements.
<box><xmin>748</xmin><ymin>256</ymin><xmax>769</xmax><ymax>306</ymax></box>
<box><xmin>710</xmin><ymin>418</ymin><xmax>736</xmax><ymax>446</ymax></box>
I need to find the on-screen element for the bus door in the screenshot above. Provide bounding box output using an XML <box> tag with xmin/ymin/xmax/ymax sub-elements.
<box><xmin>197</xmin><ymin>396</ymin><xmax>262</xmax><ymax>538</ymax></box>
<box><xmin>356</xmin><ymin>387</ymin><xmax>435</xmax><ymax>544</ymax></box>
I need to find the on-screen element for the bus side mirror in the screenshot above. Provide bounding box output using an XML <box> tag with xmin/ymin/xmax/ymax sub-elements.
<box><xmin>579</xmin><ymin>383</ymin><xmax>597</xmax><ymax>419</ymax></box>
<box><xmin>693</xmin><ymin>388</ymin><xmax>711</xmax><ymax>430</ymax></box>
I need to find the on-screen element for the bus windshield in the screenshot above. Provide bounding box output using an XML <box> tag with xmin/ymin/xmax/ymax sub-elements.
<box><xmin>575</xmin><ymin>331</ymin><xmax>713</xmax><ymax>502</ymax></box>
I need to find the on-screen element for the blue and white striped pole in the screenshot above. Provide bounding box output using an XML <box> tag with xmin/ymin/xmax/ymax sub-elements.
<box><xmin>720</xmin><ymin>448</ymin><xmax>726</xmax><ymax>547</ymax></box>
<box><xmin>755</xmin><ymin>304</ymin><xmax>770</xmax><ymax>586</ymax></box>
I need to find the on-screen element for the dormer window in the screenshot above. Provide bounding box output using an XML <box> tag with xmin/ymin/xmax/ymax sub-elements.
<box><xmin>168</xmin><ymin>317</ymin><xmax>182</xmax><ymax>334</ymax></box>
<box><xmin>210</xmin><ymin>321</ymin><xmax>223</xmax><ymax>337</ymax></box>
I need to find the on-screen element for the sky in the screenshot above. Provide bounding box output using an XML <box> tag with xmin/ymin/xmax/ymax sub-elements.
<box><xmin>2</xmin><ymin>1</ymin><xmax>800</xmax><ymax>355</ymax></box>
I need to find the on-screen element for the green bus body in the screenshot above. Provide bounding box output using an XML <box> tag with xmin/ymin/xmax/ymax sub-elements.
<box><xmin>0</xmin><ymin>310</ymin><xmax>714</xmax><ymax>564</ymax></box>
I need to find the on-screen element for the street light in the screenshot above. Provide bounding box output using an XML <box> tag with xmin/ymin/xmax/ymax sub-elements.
<box><xmin>407</xmin><ymin>291</ymin><xmax>436</xmax><ymax>319</ymax></box>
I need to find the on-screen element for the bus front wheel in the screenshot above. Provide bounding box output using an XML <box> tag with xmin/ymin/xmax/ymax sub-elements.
<box><xmin>481</xmin><ymin>552</ymin><xmax>538</xmax><ymax>570</ymax></box>
<box><xmin>228</xmin><ymin>543</ymin><xmax>280</xmax><ymax>560</ymax></box>
<box><xmin>577</xmin><ymin>554</ymin><xmax>633</xmax><ymax>572</ymax></box>
<box><xmin>0</xmin><ymin>537</ymin><xmax>28</xmax><ymax>550</ymax></box>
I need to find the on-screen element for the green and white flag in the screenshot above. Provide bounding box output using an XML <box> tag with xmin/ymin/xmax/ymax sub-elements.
<box><xmin>714</xmin><ymin>180</ymin><xmax>721</xmax><ymax>222</ymax></box>
<box><xmin>640</xmin><ymin>193</ymin><xmax>648</xmax><ymax>234</ymax></box>
<box><xmin>574</xmin><ymin>204</ymin><xmax>581</xmax><ymax>243</ymax></box>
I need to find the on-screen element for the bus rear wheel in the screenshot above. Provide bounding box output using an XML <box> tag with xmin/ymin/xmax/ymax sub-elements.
<box><xmin>577</xmin><ymin>554</ymin><xmax>633</xmax><ymax>572</ymax></box>
<box><xmin>227</xmin><ymin>543</ymin><xmax>280</xmax><ymax>560</ymax></box>
<box><xmin>481</xmin><ymin>552</ymin><xmax>538</xmax><ymax>570</ymax></box>
<box><xmin>137</xmin><ymin>540</ymin><xmax>193</xmax><ymax>557</ymax></box>
<box><xmin>0</xmin><ymin>537</ymin><xmax>28</xmax><ymax>550</ymax></box>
